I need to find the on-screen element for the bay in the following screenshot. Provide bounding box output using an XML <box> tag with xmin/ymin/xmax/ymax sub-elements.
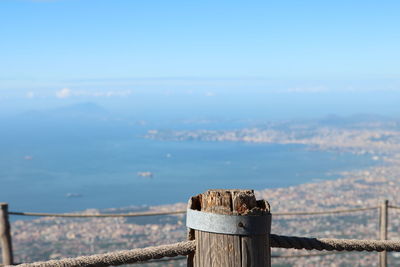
<box><xmin>0</xmin><ymin>135</ymin><xmax>376</xmax><ymax>214</ymax></box>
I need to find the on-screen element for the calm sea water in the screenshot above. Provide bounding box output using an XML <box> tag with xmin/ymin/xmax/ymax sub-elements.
<box><xmin>0</xmin><ymin>132</ymin><xmax>377</xmax><ymax>213</ymax></box>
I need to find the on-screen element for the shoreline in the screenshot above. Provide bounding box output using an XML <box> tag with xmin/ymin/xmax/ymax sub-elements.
<box><xmin>9</xmin><ymin>121</ymin><xmax>400</xmax><ymax>265</ymax></box>
<box><xmin>10</xmin><ymin>158</ymin><xmax>400</xmax><ymax>265</ymax></box>
<box><xmin>9</xmin><ymin>154</ymin><xmax>400</xmax><ymax>266</ymax></box>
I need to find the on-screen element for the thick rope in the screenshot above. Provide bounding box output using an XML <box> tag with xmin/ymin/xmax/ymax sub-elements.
<box><xmin>12</xmin><ymin>236</ymin><xmax>400</xmax><ymax>267</ymax></box>
<box><xmin>8</xmin><ymin>210</ymin><xmax>186</xmax><ymax>218</ymax></box>
<box><xmin>12</xmin><ymin>241</ymin><xmax>195</xmax><ymax>267</ymax></box>
<box><xmin>271</xmin><ymin>234</ymin><xmax>400</xmax><ymax>252</ymax></box>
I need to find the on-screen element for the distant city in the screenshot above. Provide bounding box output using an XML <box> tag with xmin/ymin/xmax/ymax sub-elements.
<box><xmin>3</xmin><ymin>1</ymin><xmax>400</xmax><ymax>266</ymax></box>
<box><xmin>9</xmin><ymin>114</ymin><xmax>400</xmax><ymax>266</ymax></box>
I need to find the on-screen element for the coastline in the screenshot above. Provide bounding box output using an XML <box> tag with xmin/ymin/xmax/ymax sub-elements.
<box><xmin>10</xmin><ymin>155</ymin><xmax>400</xmax><ymax>266</ymax></box>
<box><xmin>1</xmin><ymin>140</ymin><xmax>374</xmax><ymax>214</ymax></box>
<box><xmin>9</xmin><ymin>121</ymin><xmax>400</xmax><ymax>265</ymax></box>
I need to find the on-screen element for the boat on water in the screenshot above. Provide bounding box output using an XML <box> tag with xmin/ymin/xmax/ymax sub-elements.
<box><xmin>137</xmin><ymin>171</ymin><xmax>153</xmax><ymax>178</ymax></box>
<box><xmin>65</xmin><ymin>193</ymin><xmax>83</xmax><ymax>198</ymax></box>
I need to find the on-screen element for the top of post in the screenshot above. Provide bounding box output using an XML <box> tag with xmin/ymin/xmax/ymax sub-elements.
<box><xmin>189</xmin><ymin>189</ymin><xmax>270</xmax><ymax>216</ymax></box>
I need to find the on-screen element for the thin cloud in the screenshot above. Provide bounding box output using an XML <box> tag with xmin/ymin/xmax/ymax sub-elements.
<box><xmin>55</xmin><ymin>88</ymin><xmax>132</xmax><ymax>98</ymax></box>
<box><xmin>26</xmin><ymin>91</ymin><xmax>35</xmax><ymax>98</ymax></box>
<box><xmin>205</xmin><ymin>91</ymin><xmax>216</xmax><ymax>97</ymax></box>
<box><xmin>74</xmin><ymin>90</ymin><xmax>133</xmax><ymax>97</ymax></box>
<box><xmin>56</xmin><ymin>88</ymin><xmax>72</xmax><ymax>98</ymax></box>
<box><xmin>284</xmin><ymin>86</ymin><xmax>330</xmax><ymax>93</ymax></box>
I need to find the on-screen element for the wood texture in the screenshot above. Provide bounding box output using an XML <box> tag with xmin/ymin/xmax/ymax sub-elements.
<box><xmin>0</xmin><ymin>203</ymin><xmax>13</xmax><ymax>266</ymax></box>
<box><xmin>379</xmin><ymin>200</ymin><xmax>388</xmax><ymax>267</ymax></box>
<box><xmin>190</xmin><ymin>189</ymin><xmax>271</xmax><ymax>267</ymax></box>
<box><xmin>187</xmin><ymin>197</ymin><xmax>198</xmax><ymax>267</ymax></box>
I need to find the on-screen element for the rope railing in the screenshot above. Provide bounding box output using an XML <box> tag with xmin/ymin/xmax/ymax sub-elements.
<box><xmin>270</xmin><ymin>235</ymin><xmax>400</xmax><ymax>252</ymax></box>
<box><xmin>12</xmin><ymin>241</ymin><xmax>196</xmax><ymax>267</ymax></box>
<box><xmin>3</xmin><ymin>199</ymin><xmax>397</xmax><ymax>266</ymax></box>
<box><xmin>8</xmin><ymin>210</ymin><xmax>186</xmax><ymax>218</ymax></box>
<box><xmin>134</xmin><ymin>252</ymin><xmax>345</xmax><ymax>260</ymax></box>
<box><xmin>0</xmin><ymin>252</ymin><xmax>353</xmax><ymax>266</ymax></box>
<box><xmin>273</xmin><ymin>206</ymin><xmax>378</xmax><ymax>216</ymax></box>
<box><xmin>10</xmin><ymin>236</ymin><xmax>400</xmax><ymax>267</ymax></box>
<box><xmin>0</xmin><ymin>252</ymin><xmax>352</xmax><ymax>266</ymax></box>
<box><xmin>8</xmin><ymin>205</ymin><xmax>380</xmax><ymax>218</ymax></box>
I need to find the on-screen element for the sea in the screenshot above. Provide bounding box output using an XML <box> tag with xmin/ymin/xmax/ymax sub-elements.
<box><xmin>0</xmin><ymin>107</ymin><xmax>379</xmax><ymax>214</ymax></box>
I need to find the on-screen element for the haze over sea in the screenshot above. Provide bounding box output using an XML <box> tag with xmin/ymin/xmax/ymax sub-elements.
<box><xmin>2</xmin><ymin>0</ymin><xmax>400</xmax><ymax>216</ymax></box>
<box><xmin>0</xmin><ymin>103</ymin><xmax>378</xmax><ymax>214</ymax></box>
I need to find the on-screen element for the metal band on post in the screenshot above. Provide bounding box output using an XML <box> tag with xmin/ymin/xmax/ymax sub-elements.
<box><xmin>186</xmin><ymin>189</ymin><xmax>271</xmax><ymax>267</ymax></box>
<box><xmin>186</xmin><ymin>209</ymin><xmax>270</xmax><ymax>236</ymax></box>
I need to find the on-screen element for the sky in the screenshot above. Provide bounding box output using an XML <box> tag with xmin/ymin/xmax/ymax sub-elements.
<box><xmin>1</xmin><ymin>0</ymin><xmax>400</xmax><ymax>117</ymax></box>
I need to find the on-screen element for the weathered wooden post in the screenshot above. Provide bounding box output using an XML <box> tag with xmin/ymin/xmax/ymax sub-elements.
<box><xmin>187</xmin><ymin>189</ymin><xmax>271</xmax><ymax>267</ymax></box>
<box><xmin>0</xmin><ymin>203</ymin><xmax>13</xmax><ymax>265</ymax></box>
<box><xmin>379</xmin><ymin>199</ymin><xmax>388</xmax><ymax>267</ymax></box>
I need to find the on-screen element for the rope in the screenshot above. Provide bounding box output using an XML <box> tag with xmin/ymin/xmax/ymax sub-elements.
<box><xmin>9</xmin><ymin>206</ymin><xmax>376</xmax><ymax>218</ymax></box>
<box><xmin>10</xmin><ymin>236</ymin><xmax>400</xmax><ymax>267</ymax></box>
<box><xmin>8</xmin><ymin>210</ymin><xmax>186</xmax><ymax>218</ymax></box>
<box><xmin>12</xmin><ymin>241</ymin><xmax>195</xmax><ymax>267</ymax></box>
<box><xmin>273</xmin><ymin>206</ymin><xmax>378</xmax><ymax>216</ymax></box>
<box><xmin>389</xmin><ymin>205</ymin><xmax>400</xmax><ymax>210</ymax></box>
<box><xmin>270</xmin><ymin>234</ymin><xmax>400</xmax><ymax>252</ymax></box>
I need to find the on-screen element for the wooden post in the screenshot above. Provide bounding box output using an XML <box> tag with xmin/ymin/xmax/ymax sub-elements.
<box><xmin>187</xmin><ymin>189</ymin><xmax>271</xmax><ymax>267</ymax></box>
<box><xmin>379</xmin><ymin>200</ymin><xmax>388</xmax><ymax>267</ymax></box>
<box><xmin>0</xmin><ymin>203</ymin><xmax>13</xmax><ymax>265</ymax></box>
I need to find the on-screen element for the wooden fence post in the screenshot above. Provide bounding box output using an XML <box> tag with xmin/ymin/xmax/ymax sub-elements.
<box><xmin>0</xmin><ymin>203</ymin><xmax>14</xmax><ymax>265</ymax></box>
<box><xmin>187</xmin><ymin>189</ymin><xmax>271</xmax><ymax>267</ymax></box>
<box><xmin>379</xmin><ymin>199</ymin><xmax>388</xmax><ymax>267</ymax></box>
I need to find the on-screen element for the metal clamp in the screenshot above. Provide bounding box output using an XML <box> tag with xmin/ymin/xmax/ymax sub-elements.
<box><xmin>186</xmin><ymin>209</ymin><xmax>270</xmax><ymax>236</ymax></box>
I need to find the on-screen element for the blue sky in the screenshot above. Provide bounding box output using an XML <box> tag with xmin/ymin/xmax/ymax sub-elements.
<box><xmin>1</xmin><ymin>0</ymin><xmax>400</xmax><ymax>117</ymax></box>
